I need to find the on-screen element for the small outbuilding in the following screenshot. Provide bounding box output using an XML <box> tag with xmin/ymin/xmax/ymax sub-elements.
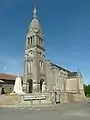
<box><xmin>0</xmin><ymin>73</ymin><xmax>17</xmax><ymax>94</ymax></box>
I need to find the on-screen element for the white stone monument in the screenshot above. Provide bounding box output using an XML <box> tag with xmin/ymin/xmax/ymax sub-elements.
<box><xmin>12</xmin><ymin>75</ymin><xmax>25</xmax><ymax>95</ymax></box>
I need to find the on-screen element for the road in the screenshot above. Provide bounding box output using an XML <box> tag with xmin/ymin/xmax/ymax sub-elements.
<box><xmin>0</xmin><ymin>101</ymin><xmax>90</xmax><ymax>120</ymax></box>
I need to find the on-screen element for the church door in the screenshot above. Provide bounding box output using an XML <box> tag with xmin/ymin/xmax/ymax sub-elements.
<box><xmin>28</xmin><ymin>79</ymin><xmax>33</xmax><ymax>93</ymax></box>
<box><xmin>55</xmin><ymin>92</ymin><xmax>60</xmax><ymax>104</ymax></box>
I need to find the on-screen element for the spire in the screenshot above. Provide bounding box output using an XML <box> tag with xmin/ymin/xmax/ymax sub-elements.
<box><xmin>33</xmin><ymin>0</ymin><xmax>37</xmax><ymax>19</ymax></box>
<box><xmin>27</xmin><ymin>0</ymin><xmax>43</xmax><ymax>39</ymax></box>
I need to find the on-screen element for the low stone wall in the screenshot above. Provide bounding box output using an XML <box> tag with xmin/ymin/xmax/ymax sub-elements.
<box><xmin>65</xmin><ymin>93</ymin><xmax>85</xmax><ymax>103</ymax></box>
<box><xmin>0</xmin><ymin>93</ymin><xmax>52</xmax><ymax>106</ymax></box>
<box><xmin>59</xmin><ymin>92</ymin><xmax>85</xmax><ymax>104</ymax></box>
<box><xmin>0</xmin><ymin>92</ymin><xmax>85</xmax><ymax>107</ymax></box>
<box><xmin>0</xmin><ymin>95</ymin><xmax>19</xmax><ymax>106</ymax></box>
<box><xmin>19</xmin><ymin>93</ymin><xmax>51</xmax><ymax>106</ymax></box>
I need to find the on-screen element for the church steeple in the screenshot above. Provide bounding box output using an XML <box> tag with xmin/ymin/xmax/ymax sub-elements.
<box><xmin>23</xmin><ymin>1</ymin><xmax>45</xmax><ymax>93</ymax></box>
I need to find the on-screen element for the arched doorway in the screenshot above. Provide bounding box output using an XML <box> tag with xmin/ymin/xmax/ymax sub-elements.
<box><xmin>40</xmin><ymin>79</ymin><xmax>44</xmax><ymax>92</ymax></box>
<box><xmin>28</xmin><ymin>79</ymin><xmax>33</xmax><ymax>93</ymax></box>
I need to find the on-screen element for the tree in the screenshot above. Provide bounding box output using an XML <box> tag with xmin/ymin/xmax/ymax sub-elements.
<box><xmin>84</xmin><ymin>84</ymin><xmax>90</xmax><ymax>97</ymax></box>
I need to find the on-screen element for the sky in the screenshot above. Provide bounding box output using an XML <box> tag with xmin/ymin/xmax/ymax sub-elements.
<box><xmin>0</xmin><ymin>0</ymin><xmax>90</xmax><ymax>84</ymax></box>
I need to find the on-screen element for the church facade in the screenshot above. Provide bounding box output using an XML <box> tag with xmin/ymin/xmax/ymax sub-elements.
<box><xmin>23</xmin><ymin>7</ymin><xmax>85</xmax><ymax>103</ymax></box>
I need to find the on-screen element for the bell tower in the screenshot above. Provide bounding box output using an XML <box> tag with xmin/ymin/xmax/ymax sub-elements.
<box><xmin>23</xmin><ymin>4</ymin><xmax>46</xmax><ymax>93</ymax></box>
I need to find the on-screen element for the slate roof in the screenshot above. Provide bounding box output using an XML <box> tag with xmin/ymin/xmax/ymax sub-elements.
<box><xmin>68</xmin><ymin>72</ymin><xmax>77</xmax><ymax>78</ymax></box>
<box><xmin>0</xmin><ymin>73</ymin><xmax>17</xmax><ymax>81</ymax></box>
<box><xmin>51</xmin><ymin>63</ymin><xmax>78</xmax><ymax>78</ymax></box>
<box><xmin>51</xmin><ymin>63</ymin><xmax>70</xmax><ymax>72</ymax></box>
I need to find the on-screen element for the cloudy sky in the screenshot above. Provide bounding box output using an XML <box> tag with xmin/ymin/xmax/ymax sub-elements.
<box><xmin>0</xmin><ymin>0</ymin><xmax>90</xmax><ymax>84</ymax></box>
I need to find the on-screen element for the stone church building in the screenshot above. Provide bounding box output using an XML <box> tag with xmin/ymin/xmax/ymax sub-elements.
<box><xmin>22</xmin><ymin>6</ymin><xmax>85</xmax><ymax>103</ymax></box>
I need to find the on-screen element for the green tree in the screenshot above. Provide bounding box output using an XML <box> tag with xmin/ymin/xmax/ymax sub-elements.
<box><xmin>84</xmin><ymin>84</ymin><xmax>90</xmax><ymax>97</ymax></box>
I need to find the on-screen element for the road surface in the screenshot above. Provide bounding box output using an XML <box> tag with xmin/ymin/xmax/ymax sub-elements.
<box><xmin>0</xmin><ymin>101</ymin><xmax>90</xmax><ymax>120</ymax></box>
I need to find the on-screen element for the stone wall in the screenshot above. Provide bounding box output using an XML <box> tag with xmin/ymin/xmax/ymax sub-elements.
<box><xmin>19</xmin><ymin>93</ymin><xmax>51</xmax><ymax>106</ymax></box>
<box><xmin>2</xmin><ymin>84</ymin><xmax>14</xmax><ymax>94</ymax></box>
<box><xmin>65</xmin><ymin>92</ymin><xmax>85</xmax><ymax>103</ymax></box>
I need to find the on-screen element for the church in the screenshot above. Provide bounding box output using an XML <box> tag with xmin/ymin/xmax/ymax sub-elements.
<box><xmin>22</xmin><ymin>6</ymin><xmax>85</xmax><ymax>103</ymax></box>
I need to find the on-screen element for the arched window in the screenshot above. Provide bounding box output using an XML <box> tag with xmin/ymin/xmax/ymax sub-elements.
<box><xmin>63</xmin><ymin>78</ymin><xmax>66</xmax><ymax>91</ymax></box>
<box><xmin>39</xmin><ymin>38</ymin><xmax>40</xmax><ymax>44</ymax></box>
<box><xmin>41</xmin><ymin>61</ymin><xmax>44</xmax><ymax>73</ymax></box>
<box><xmin>28</xmin><ymin>60</ymin><xmax>33</xmax><ymax>74</ymax></box>
<box><xmin>27</xmin><ymin>37</ymin><xmax>30</xmax><ymax>45</ymax></box>
<box><xmin>40</xmin><ymin>61</ymin><xmax>44</xmax><ymax>74</ymax></box>
<box><xmin>33</xmin><ymin>36</ymin><xmax>35</xmax><ymax>44</ymax></box>
<box><xmin>40</xmin><ymin>39</ymin><xmax>42</xmax><ymax>46</ymax></box>
<box><xmin>40</xmin><ymin>60</ymin><xmax>41</xmax><ymax>71</ymax></box>
<box><xmin>28</xmin><ymin>60</ymin><xmax>30</xmax><ymax>73</ymax></box>
<box><xmin>30</xmin><ymin>37</ymin><xmax>32</xmax><ymax>44</ymax></box>
<box><xmin>57</xmin><ymin>79</ymin><xmax>58</xmax><ymax>84</ymax></box>
<box><xmin>31</xmin><ymin>60</ymin><xmax>33</xmax><ymax>73</ymax></box>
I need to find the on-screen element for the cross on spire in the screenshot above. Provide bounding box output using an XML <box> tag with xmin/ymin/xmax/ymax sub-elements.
<box><xmin>33</xmin><ymin>0</ymin><xmax>37</xmax><ymax>18</ymax></box>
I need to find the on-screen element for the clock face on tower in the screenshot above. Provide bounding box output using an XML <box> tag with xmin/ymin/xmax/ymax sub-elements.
<box><xmin>28</xmin><ymin>51</ymin><xmax>34</xmax><ymax>57</ymax></box>
<box><xmin>32</xmin><ymin>28</ymin><xmax>40</xmax><ymax>33</ymax></box>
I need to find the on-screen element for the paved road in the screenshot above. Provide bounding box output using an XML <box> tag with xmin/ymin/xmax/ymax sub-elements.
<box><xmin>0</xmin><ymin>101</ymin><xmax>90</xmax><ymax>120</ymax></box>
